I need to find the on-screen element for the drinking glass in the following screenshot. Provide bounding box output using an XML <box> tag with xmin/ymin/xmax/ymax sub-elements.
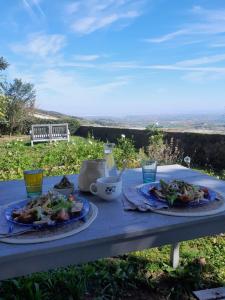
<box><xmin>24</xmin><ymin>169</ymin><xmax>43</xmax><ymax>198</ymax></box>
<box><xmin>141</xmin><ymin>160</ymin><xmax>157</xmax><ymax>183</ymax></box>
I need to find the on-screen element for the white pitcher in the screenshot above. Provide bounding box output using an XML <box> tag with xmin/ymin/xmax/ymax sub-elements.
<box><xmin>78</xmin><ymin>159</ymin><xmax>108</xmax><ymax>192</ymax></box>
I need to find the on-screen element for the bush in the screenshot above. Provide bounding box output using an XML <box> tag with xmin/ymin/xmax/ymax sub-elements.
<box><xmin>146</xmin><ymin>124</ymin><xmax>183</xmax><ymax>165</ymax></box>
<box><xmin>114</xmin><ymin>135</ymin><xmax>139</xmax><ymax>169</ymax></box>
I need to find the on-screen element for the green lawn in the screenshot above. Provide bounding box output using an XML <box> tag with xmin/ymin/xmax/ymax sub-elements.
<box><xmin>0</xmin><ymin>137</ymin><xmax>224</xmax><ymax>300</ymax></box>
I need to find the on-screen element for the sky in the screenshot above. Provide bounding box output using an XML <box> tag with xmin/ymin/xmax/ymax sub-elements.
<box><xmin>0</xmin><ymin>0</ymin><xmax>225</xmax><ymax>117</ymax></box>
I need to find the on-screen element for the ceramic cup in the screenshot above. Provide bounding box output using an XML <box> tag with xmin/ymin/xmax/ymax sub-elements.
<box><xmin>90</xmin><ymin>176</ymin><xmax>122</xmax><ymax>201</ymax></box>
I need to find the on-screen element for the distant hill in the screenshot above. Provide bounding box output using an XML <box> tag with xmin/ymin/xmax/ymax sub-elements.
<box><xmin>85</xmin><ymin>113</ymin><xmax>225</xmax><ymax>133</ymax></box>
<box><xmin>34</xmin><ymin>109</ymin><xmax>92</xmax><ymax>125</ymax></box>
<box><xmin>33</xmin><ymin>109</ymin><xmax>225</xmax><ymax>133</ymax></box>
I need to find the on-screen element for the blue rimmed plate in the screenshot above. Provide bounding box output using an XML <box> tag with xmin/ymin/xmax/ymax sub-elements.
<box><xmin>138</xmin><ymin>181</ymin><xmax>217</xmax><ymax>207</ymax></box>
<box><xmin>5</xmin><ymin>197</ymin><xmax>90</xmax><ymax>229</ymax></box>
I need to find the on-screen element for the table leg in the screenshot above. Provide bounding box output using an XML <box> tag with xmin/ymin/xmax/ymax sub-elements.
<box><xmin>170</xmin><ymin>242</ymin><xmax>180</xmax><ymax>268</ymax></box>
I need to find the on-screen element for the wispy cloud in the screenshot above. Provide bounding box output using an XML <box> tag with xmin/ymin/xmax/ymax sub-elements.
<box><xmin>145</xmin><ymin>6</ymin><xmax>225</xmax><ymax>44</ymax></box>
<box><xmin>209</xmin><ymin>37</ymin><xmax>225</xmax><ymax>48</ymax></box>
<box><xmin>88</xmin><ymin>56</ymin><xmax>225</xmax><ymax>83</ymax></box>
<box><xmin>66</xmin><ymin>0</ymin><xmax>145</xmax><ymax>35</ymax></box>
<box><xmin>176</xmin><ymin>53</ymin><xmax>225</xmax><ymax>67</ymax></box>
<box><xmin>11</xmin><ymin>33</ymin><xmax>66</xmax><ymax>58</ymax></box>
<box><xmin>9</xmin><ymin>65</ymin><xmax>130</xmax><ymax>115</ymax></box>
<box><xmin>145</xmin><ymin>65</ymin><xmax>225</xmax><ymax>73</ymax></box>
<box><xmin>65</xmin><ymin>2</ymin><xmax>80</xmax><ymax>15</ymax></box>
<box><xmin>210</xmin><ymin>43</ymin><xmax>225</xmax><ymax>48</ymax></box>
<box><xmin>145</xmin><ymin>29</ymin><xmax>188</xmax><ymax>43</ymax></box>
<box><xmin>108</xmin><ymin>62</ymin><xmax>225</xmax><ymax>73</ymax></box>
<box><xmin>73</xmin><ymin>54</ymin><xmax>101</xmax><ymax>61</ymax></box>
<box><xmin>22</xmin><ymin>0</ymin><xmax>45</xmax><ymax>19</ymax></box>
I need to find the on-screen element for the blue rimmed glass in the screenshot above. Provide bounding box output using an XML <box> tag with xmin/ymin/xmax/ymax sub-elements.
<box><xmin>141</xmin><ymin>160</ymin><xmax>157</xmax><ymax>183</ymax></box>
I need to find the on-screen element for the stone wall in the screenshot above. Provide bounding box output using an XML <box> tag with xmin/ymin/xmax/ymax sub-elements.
<box><xmin>76</xmin><ymin>125</ymin><xmax>225</xmax><ymax>171</ymax></box>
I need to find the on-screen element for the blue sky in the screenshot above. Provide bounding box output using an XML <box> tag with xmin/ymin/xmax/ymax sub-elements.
<box><xmin>0</xmin><ymin>0</ymin><xmax>225</xmax><ymax>116</ymax></box>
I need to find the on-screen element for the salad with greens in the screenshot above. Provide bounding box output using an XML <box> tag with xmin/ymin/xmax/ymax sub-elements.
<box><xmin>11</xmin><ymin>191</ymin><xmax>83</xmax><ymax>225</ymax></box>
<box><xmin>149</xmin><ymin>179</ymin><xmax>209</xmax><ymax>206</ymax></box>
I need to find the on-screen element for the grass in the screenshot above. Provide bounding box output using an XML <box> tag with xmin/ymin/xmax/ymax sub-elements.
<box><xmin>0</xmin><ymin>136</ymin><xmax>225</xmax><ymax>300</ymax></box>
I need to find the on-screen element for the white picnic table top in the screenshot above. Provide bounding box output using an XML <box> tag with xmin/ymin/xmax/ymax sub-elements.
<box><xmin>0</xmin><ymin>164</ymin><xmax>225</xmax><ymax>280</ymax></box>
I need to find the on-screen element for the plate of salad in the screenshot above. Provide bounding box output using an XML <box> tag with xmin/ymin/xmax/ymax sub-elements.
<box><xmin>5</xmin><ymin>191</ymin><xmax>90</xmax><ymax>228</ymax></box>
<box><xmin>139</xmin><ymin>179</ymin><xmax>217</xmax><ymax>207</ymax></box>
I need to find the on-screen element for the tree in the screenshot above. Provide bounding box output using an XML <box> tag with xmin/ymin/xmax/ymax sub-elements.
<box><xmin>0</xmin><ymin>95</ymin><xmax>7</xmax><ymax>121</ymax></box>
<box><xmin>0</xmin><ymin>57</ymin><xmax>9</xmax><ymax>121</ymax></box>
<box><xmin>0</xmin><ymin>79</ymin><xmax>36</xmax><ymax>135</ymax></box>
<box><xmin>0</xmin><ymin>57</ymin><xmax>8</xmax><ymax>71</ymax></box>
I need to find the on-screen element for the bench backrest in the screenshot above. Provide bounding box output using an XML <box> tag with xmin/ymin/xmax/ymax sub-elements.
<box><xmin>31</xmin><ymin>124</ymin><xmax>69</xmax><ymax>141</ymax></box>
<box><xmin>52</xmin><ymin>124</ymin><xmax>68</xmax><ymax>138</ymax></box>
<box><xmin>32</xmin><ymin>125</ymin><xmax>50</xmax><ymax>140</ymax></box>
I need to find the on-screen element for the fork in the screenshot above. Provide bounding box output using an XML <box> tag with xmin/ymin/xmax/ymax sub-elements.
<box><xmin>0</xmin><ymin>228</ymin><xmax>38</xmax><ymax>238</ymax></box>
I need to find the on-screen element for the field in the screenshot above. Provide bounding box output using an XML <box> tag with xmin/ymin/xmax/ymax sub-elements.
<box><xmin>0</xmin><ymin>136</ymin><xmax>224</xmax><ymax>300</ymax></box>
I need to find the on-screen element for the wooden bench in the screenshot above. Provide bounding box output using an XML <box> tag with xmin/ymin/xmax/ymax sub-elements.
<box><xmin>30</xmin><ymin>123</ymin><xmax>70</xmax><ymax>146</ymax></box>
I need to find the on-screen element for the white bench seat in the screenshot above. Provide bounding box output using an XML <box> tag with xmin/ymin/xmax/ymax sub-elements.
<box><xmin>30</xmin><ymin>123</ymin><xmax>70</xmax><ymax>146</ymax></box>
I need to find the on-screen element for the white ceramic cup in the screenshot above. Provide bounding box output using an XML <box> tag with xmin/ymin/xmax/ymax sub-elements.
<box><xmin>90</xmin><ymin>176</ymin><xmax>122</xmax><ymax>201</ymax></box>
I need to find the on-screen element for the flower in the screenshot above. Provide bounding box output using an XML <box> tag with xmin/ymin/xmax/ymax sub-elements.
<box><xmin>184</xmin><ymin>156</ymin><xmax>191</xmax><ymax>165</ymax></box>
<box><xmin>121</xmin><ymin>134</ymin><xmax>126</xmax><ymax>139</ymax></box>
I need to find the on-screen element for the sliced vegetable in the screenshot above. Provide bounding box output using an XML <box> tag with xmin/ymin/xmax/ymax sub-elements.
<box><xmin>11</xmin><ymin>191</ymin><xmax>83</xmax><ymax>225</ymax></box>
<box><xmin>149</xmin><ymin>179</ymin><xmax>210</xmax><ymax>206</ymax></box>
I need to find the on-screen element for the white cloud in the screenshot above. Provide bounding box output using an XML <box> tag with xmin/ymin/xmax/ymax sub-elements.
<box><xmin>65</xmin><ymin>2</ymin><xmax>80</xmax><ymax>15</ymax></box>
<box><xmin>210</xmin><ymin>43</ymin><xmax>225</xmax><ymax>48</ymax></box>
<box><xmin>11</xmin><ymin>33</ymin><xmax>66</xmax><ymax>58</ymax></box>
<box><xmin>145</xmin><ymin>65</ymin><xmax>225</xmax><ymax>73</ymax></box>
<box><xmin>145</xmin><ymin>6</ymin><xmax>225</xmax><ymax>44</ymax></box>
<box><xmin>22</xmin><ymin>0</ymin><xmax>45</xmax><ymax>19</ymax></box>
<box><xmin>73</xmin><ymin>54</ymin><xmax>101</xmax><ymax>61</ymax></box>
<box><xmin>209</xmin><ymin>37</ymin><xmax>225</xmax><ymax>48</ymax></box>
<box><xmin>145</xmin><ymin>29</ymin><xmax>188</xmax><ymax>43</ymax></box>
<box><xmin>90</xmin><ymin>78</ymin><xmax>128</xmax><ymax>93</ymax></box>
<box><xmin>66</xmin><ymin>0</ymin><xmax>144</xmax><ymax>35</ymax></box>
<box><xmin>191</xmin><ymin>5</ymin><xmax>225</xmax><ymax>22</ymax></box>
<box><xmin>36</xmin><ymin>69</ymin><xmax>128</xmax><ymax>96</ymax></box>
<box><xmin>176</xmin><ymin>53</ymin><xmax>225</xmax><ymax>67</ymax></box>
<box><xmin>71</xmin><ymin>11</ymin><xmax>140</xmax><ymax>34</ymax></box>
<box><xmin>8</xmin><ymin>62</ymin><xmax>130</xmax><ymax>115</ymax></box>
<box><xmin>83</xmin><ymin>57</ymin><xmax>225</xmax><ymax>84</ymax></box>
<box><xmin>182</xmin><ymin>70</ymin><xmax>225</xmax><ymax>83</ymax></box>
<box><xmin>35</xmin><ymin>69</ymin><xmax>129</xmax><ymax>114</ymax></box>
<box><xmin>108</xmin><ymin>61</ymin><xmax>225</xmax><ymax>74</ymax></box>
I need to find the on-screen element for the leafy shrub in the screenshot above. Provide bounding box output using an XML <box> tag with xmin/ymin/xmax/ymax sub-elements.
<box><xmin>146</xmin><ymin>124</ymin><xmax>183</xmax><ymax>165</ymax></box>
<box><xmin>114</xmin><ymin>135</ymin><xmax>139</xmax><ymax>169</ymax></box>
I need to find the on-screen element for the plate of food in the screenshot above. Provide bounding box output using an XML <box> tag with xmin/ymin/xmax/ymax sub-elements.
<box><xmin>5</xmin><ymin>191</ymin><xmax>90</xmax><ymax>228</ymax></box>
<box><xmin>139</xmin><ymin>179</ymin><xmax>217</xmax><ymax>207</ymax></box>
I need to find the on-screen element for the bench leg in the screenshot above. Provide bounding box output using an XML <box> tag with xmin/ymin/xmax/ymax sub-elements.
<box><xmin>31</xmin><ymin>140</ymin><xmax>34</xmax><ymax>147</ymax></box>
<box><xmin>170</xmin><ymin>242</ymin><xmax>180</xmax><ymax>268</ymax></box>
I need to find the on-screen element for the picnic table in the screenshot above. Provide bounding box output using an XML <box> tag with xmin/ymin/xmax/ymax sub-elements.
<box><xmin>0</xmin><ymin>164</ymin><xmax>225</xmax><ymax>280</ymax></box>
